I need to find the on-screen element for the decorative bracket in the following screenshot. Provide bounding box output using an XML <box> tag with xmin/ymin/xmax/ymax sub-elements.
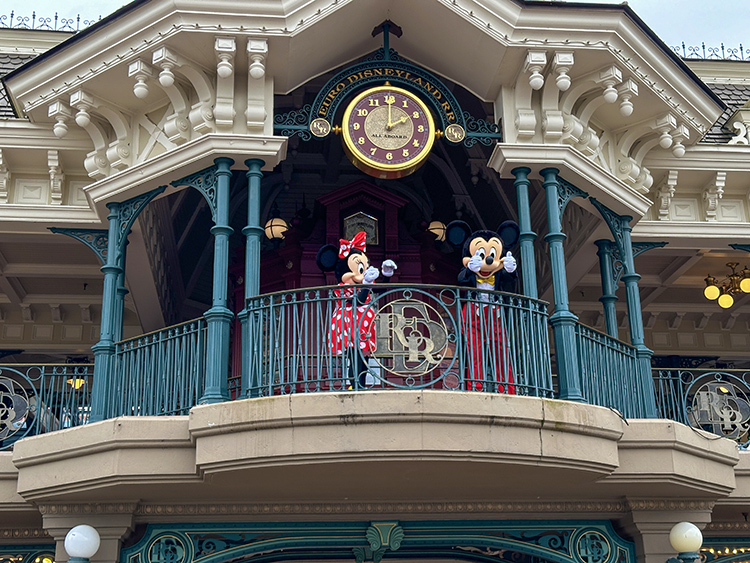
<box><xmin>48</xmin><ymin>228</ymin><xmax>109</xmax><ymax>265</ymax></box>
<box><xmin>730</xmin><ymin>243</ymin><xmax>750</xmax><ymax>254</ymax></box>
<box><xmin>557</xmin><ymin>176</ymin><xmax>588</xmax><ymax>220</ymax></box>
<box><xmin>590</xmin><ymin>197</ymin><xmax>629</xmax><ymax>264</ymax></box>
<box><xmin>605</xmin><ymin>241</ymin><xmax>668</xmax><ymax>285</ymax></box>
<box><xmin>353</xmin><ymin>522</ymin><xmax>404</xmax><ymax>563</ymax></box>
<box><xmin>171</xmin><ymin>164</ymin><xmax>219</xmax><ymax>221</ymax></box>
<box><xmin>112</xmin><ymin>185</ymin><xmax>167</xmax><ymax>266</ymax></box>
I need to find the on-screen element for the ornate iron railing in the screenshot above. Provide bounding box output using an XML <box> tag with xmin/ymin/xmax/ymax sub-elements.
<box><xmin>0</xmin><ymin>364</ymin><xmax>93</xmax><ymax>450</ymax></box>
<box><xmin>245</xmin><ymin>284</ymin><xmax>553</xmax><ymax>398</ymax></box>
<box><xmin>0</xmin><ymin>11</ymin><xmax>100</xmax><ymax>31</ymax></box>
<box><xmin>574</xmin><ymin>322</ymin><xmax>650</xmax><ymax>418</ymax></box>
<box><xmin>652</xmin><ymin>369</ymin><xmax>750</xmax><ymax>448</ymax></box>
<box><xmin>107</xmin><ymin>317</ymin><xmax>207</xmax><ymax>418</ymax></box>
<box><xmin>671</xmin><ymin>42</ymin><xmax>750</xmax><ymax>61</ymax></box>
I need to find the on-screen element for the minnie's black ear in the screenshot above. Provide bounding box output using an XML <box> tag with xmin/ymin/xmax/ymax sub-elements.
<box><xmin>445</xmin><ymin>221</ymin><xmax>472</xmax><ymax>248</ymax></box>
<box><xmin>497</xmin><ymin>220</ymin><xmax>520</xmax><ymax>249</ymax></box>
<box><xmin>316</xmin><ymin>245</ymin><xmax>339</xmax><ymax>272</ymax></box>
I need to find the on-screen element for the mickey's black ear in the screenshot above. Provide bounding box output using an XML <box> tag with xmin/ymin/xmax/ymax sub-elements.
<box><xmin>497</xmin><ymin>221</ymin><xmax>520</xmax><ymax>249</ymax></box>
<box><xmin>316</xmin><ymin>245</ymin><xmax>339</xmax><ymax>272</ymax></box>
<box><xmin>445</xmin><ymin>221</ymin><xmax>472</xmax><ymax>248</ymax></box>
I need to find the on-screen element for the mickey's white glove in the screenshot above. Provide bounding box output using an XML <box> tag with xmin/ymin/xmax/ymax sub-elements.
<box><xmin>468</xmin><ymin>250</ymin><xmax>484</xmax><ymax>273</ymax></box>
<box><xmin>381</xmin><ymin>259</ymin><xmax>398</xmax><ymax>277</ymax></box>
<box><xmin>363</xmin><ymin>266</ymin><xmax>380</xmax><ymax>284</ymax></box>
<box><xmin>503</xmin><ymin>251</ymin><xmax>517</xmax><ymax>274</ymax></box>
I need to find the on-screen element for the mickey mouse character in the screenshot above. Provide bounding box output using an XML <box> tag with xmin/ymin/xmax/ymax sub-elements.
<box><xmin>316</xmin><ymin>231</ymin><xmax>397</xmax><ymax>387</ymax></box>
<box><xmin>446</xmin><ymin>220</ymin><xmax>520</xmax><ymax>393</ymax></box>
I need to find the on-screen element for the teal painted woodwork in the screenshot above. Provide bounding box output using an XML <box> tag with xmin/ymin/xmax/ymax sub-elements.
<box><xmin>90</xmin><ymin>186</ymin><xmax>166</xmax><ymax>422</ymax></box>
<box><xmin>589</xmin><ymin>198</ymin><xmax>657</xmax><ymax>418</ymax></box>
<box><xmin>594</xmin><ymin>240</ymin><xmax>619</xmax><ymax>339</ymax></box>
<box><xmin>244</xmin><ymin>284</ymin><xmax>553</xmax><ymax>396</ymax></box>
<box><xmin>241</xmin><ymin>159</ymin><xmax>264</xmax><ymax>399</ymax></box>
<box><xmin>120</xmin><ymin>520</ymin><xmax>636</xmax><ymax>563</ymax></box>
<box><xmin>541</xmin><ymin>168</ymin><xmax>584</xmax><ymax>403</ymax></box>
<box><xmin>0</xmin><ymin>544</ymin><xmax>55</xmax><ymax>563</ymax></box>
<box><xmin>512</xmin><ymin>167</ymin><xmax>538</xmax><ymax>299</ymax></box>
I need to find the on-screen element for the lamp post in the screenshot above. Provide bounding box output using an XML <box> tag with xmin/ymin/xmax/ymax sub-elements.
<box><xmin>666</xmin><ymin>522</ymin><xmax>703</xmax><ymax>563</ymax></box>
<box><xmin>64</xmin><ymin>525</ymin><xmax>100</xmax><ymax>563</ymax></box>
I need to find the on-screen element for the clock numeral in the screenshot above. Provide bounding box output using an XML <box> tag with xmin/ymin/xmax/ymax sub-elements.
<box><xmin>413</xmin><ymin>139</ymin><xmax>420</xmax><ymax>147</ymax></box>
<box><xmin>370</xmin><ymin>147</ymin><xmax>377</xmax><ymax>156</ymax></box>
<box><xmin>358</xmin><ymin>137</ymin><xmax>365</xmax><ymax>145</ymax></box>
<box><xmin>384</xmin><ymin>95</ymin><xmax>395</xmax><ymax>105</ymax></box>
<box><xmin>386</xmin><ymin>152</ymin><xmax>393</xmax><ymax>160</ymax></box>
<box><xmin>418</xmin><ymin>125</ymin><xmax>425</xmax><ymax>133</ymax></box>
<box><xmin>402</xmin><ymin>149</ymin><xmax>409</xmax><ymax>157</ymax></box>
<box><xmin>412</xmin><ymin>111</ymin><xmax>419</xmax><ymax>118</ymax></box>
<box><xmin>357</xmin><ymin>109</ymin><xmax>369</xmax><ymax>117</ymax></box>
<box><xmin>369</xmin><ymin>98</ymin><xmax>380</xmax><ymax>107</ymax></box>
<box><xmin>402</xmin><ymin>100</ymin><xmax>409</xmax><ymax>108</ymax></box>
<box><xmin>353</xmin><ymin>122</ymin><xmax>360</xmax><ymax>130</ymax></box>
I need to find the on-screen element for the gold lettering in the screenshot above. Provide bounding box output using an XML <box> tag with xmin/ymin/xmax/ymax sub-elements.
<box><xmin>385</xmin><ymin>68</ymin><xmax>394</xmax><ymax>75</ymax></box>
<box><xmin>413</xmin><ymin>139</ymin><xmax>419</xmax><ymax>147</ymax></box>
<box><xmin>373</xmin><ymin>69</ymin><xmax>383</xmax><ymax>76</ymax></box>
<box><xmin>412</xmin><ymin>111</ymin><xmax>419</xmax><ymax>118</ymax></box>
<box><xmin>446</xmin><ymin>112</ymin><xmax>455</xmax><ymax>122</ymax></box>
<box><xmin>413</xmin><ymin>77</ymin><xmax>423</xmax><ymax>86</ymax></box>
<box><xmin>364</xmin><ymin>70</ymin><xmax>373</xmax><ymax>78</ymax></box>
<box><xmin>358</xmin><ymin>137</ymin><xmax>365</xmax><ymax>145</ymax></box>
<box><xmin>357</xmin><ymin>109</ymin><xmax>369</xmax><ymax>117</ymax></box>
<box><xmin>353</xmin><ymin>122</ymin><xmax>360</xmax><ymax>130</ymax></box>
<box><xmin>402</xmin><ymin>148</ymin><xmax>409</xmax><ymax>157</ymax></box>
<box><xmin>369</xmin><ymin>98</ymin><xmax>380</xmax><ymax>106</ymax></box>
<box><xmin>347</xmin><ymin>75</ymin><xmax>358</xmax><ymax>84</ymax></box>
<box><xmin>386</xmin><ymin>152</ymin><xmax>393</xmax><ymax>160</ymax></box>
<box><xmin>370</xmin><ymin>147</ymin><xmax>377</xmax><ymax>156</ymax></box>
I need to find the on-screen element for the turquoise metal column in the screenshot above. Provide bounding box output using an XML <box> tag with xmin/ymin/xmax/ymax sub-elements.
<box><xmin>540</xmin><ymin>168</ymin><xmax>585</xmax><ymax>402</ymax></box>
<box><xmin>594</xmin><ymin>240</ymin><xmax>619</xmax><ymax>339</ymax></box>
<box><xmin>113</xmin><ymin>243</ymin><xmax>129</xmax><ymax>342</ymax></box>
<box><xmin>590</xmin><ymin>198</ymin><xmax>658</xmax><ymax>418</ymax></box>
<box><xmin>512</xmin><ymin>166</ymin><xmax>538</xmax><ymax>299</ymax></box>
<box><xmin>619</xmin><ymin>216</ymin><xmax>657</xmax><ymax>417</ymax></box>
<box><xmin>90</xmin><ymin>203</ymin><xmax>123</xmax><ymax>422</ymax></box>
<box><xmin>241</xmin><ymin>159</ymin><xmax>264</xmax><ymax>397</ymax></box>
<box><xmin>200</xmin><ymin>157</ymin><xmax>234</xmax><ymax>404</ymax></box>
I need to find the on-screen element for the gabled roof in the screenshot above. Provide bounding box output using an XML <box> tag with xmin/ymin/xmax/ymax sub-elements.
<box><xmin>703</xmin><ymin>83</ymin><xmax>750</xmax><ymax>143</ymax></box>
<box><xmin>0</xmin><ymin>53</ymin><xmax>36</xmax><ymax>117</ymax></box>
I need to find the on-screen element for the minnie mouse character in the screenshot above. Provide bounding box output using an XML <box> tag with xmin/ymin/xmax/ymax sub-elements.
<box><xmin>446</xmin><ymin>220</ymin><xmax>520</xmax><ymax>393</ymax></box>
<box><xmin>316</xmin><ymin>231</ymin><xmax>397</xmax><ymax>387</ymax></box>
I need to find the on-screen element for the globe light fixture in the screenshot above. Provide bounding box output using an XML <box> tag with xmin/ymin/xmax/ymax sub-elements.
<box><xmin>65</xmin><ymin>525</ymin><xmax>100</xmax><ymax>562</ymax></box>
<box><xmin>703</xmin><ymin>262</ymin><xmax>750</xmax><ymax>308</ymax></box>
<box><xmin>427</xmin><ymin>220</ymin><xmax>446</xmax><ymax>242</ymax></box>
<box><xmin>669</xmin><ymin>522</ymin><xmax>703</xmax><ymax>559</ymax></box>
<box><xmin>264</xmin><ymin>204</ymin><xmax>288</xmax><ymax>240</ymax></box>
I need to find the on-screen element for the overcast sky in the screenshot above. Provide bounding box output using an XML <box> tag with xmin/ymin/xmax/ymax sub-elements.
<box><xmin>6</xmin><ymin>0</ymin><xmax>746</xmax><ymax>57</ymax></box>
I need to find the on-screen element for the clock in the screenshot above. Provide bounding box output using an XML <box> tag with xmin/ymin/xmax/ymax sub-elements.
<box><xmin>341</xmin><ymin>85</ymin><xmax>436</xmax><ymax>179</ymax></box>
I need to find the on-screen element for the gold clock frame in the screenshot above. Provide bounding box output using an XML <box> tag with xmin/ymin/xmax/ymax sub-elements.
<box><xmin>341</xmin><ymin>85</ymin><xmax>436</xmax><ymax>179</ymax></box>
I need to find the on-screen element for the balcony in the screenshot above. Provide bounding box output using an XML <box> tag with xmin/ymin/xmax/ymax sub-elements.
<box><xmin>3</xmin><ymin>284</ymin><xmax>747</xmax><ymax>453</ymax></box>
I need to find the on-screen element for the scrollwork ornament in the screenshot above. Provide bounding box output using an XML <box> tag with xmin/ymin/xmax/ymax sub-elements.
<box><xmin>113</xmin><ymin>186</ymin><xmax>167</xmax><ymax>264</ymax></box>
<box><xmin>171</xmin><ymin>165</ymin><xmax>219</xmax><ymax>220</ymax></box>
<box><xmin>462</xmin><ymin>110</ymin><xmax>503</xmax><ymax>147</ymax></box>
<box><xmin>556</xmin><ymin>176</ymin><xmax>589</xmax><ymax>219</ymax></box>
<box><xmin>48</xmin><ymin>228</ymin><xmax>109</xmax><ymax>265</ymax></box>
<box><xmin>0</xmin><ymin>375</ymin><xmax>33</xmax><ymax>443</ymax></box>
<box><xmin>274</xmin><ymin>105</ymin><xmax>313</xmax><ymax>140</ymax></box>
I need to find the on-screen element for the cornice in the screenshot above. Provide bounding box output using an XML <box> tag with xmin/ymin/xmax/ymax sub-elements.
<box><xmin>37</xmin><ymin>502</ymin><xmax>139</xmax><ymax>515</ymax></box>
<box><xmin>134</xmin><ymin>500</ymin><xmax>628</xmax><ymax>518</ymax></box>
<box><xmin>644</xmin><ymin>145</ymin><xmax>750</xmax><ymax>172</ymax></box>
<box><xmin>632</xmin><ymin>221</ymin><xmax>750</xmax><ymax>245</ymax></box>
<box><xmin>488</xmin><ymin>143</ymin><xmax>653</xmax><ymax>218</ymax></box>
<box><xmin>0</xmin><ymin>528</ymin><xmax>52</xmax><ymax>540</ymax></box>
<box><xmin>705</xmin><ymin>522</ymin><xmax>750</xmax><ymax>532</ymax></box>
<box><xmin>626</xmin><ymin>499</ymin><xmax>716</xmax><ymax>512</ymax></box>
<box><xmin>83</xmin><ymin>134</ymin><xmax>287</xmax><ymax>216</ymax></box>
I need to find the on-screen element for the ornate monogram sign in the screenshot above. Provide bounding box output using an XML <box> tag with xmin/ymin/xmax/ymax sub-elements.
<box><xmin>688</xmin><ymin>379</ymin><xmax>750</xmax><ymax>443</ymax></box>
<box><xmin>371</xmin><ymin>296</ymin><xmax>456</xmax><ymax>386</ymax></box>
<box><xmin>0</xmin><ymin>376</ymin><xmax>31</xmax><ymax>441</ymax></box>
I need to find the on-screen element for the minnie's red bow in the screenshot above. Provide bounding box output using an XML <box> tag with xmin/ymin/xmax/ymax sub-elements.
<box><xmin>338</xmin><ymin>231</ymin><xmax>367</xmax><ymax>258</ymax></box>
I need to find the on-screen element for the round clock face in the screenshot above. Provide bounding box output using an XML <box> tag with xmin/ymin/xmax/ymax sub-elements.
<box><xmin>341</xmin><ymin>85</ymin><xmax>436</xmax><ymax>179</ymax></box>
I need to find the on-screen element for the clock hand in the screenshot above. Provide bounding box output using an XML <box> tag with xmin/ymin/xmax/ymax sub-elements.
<box><xmin>386</xmin><ymin>96</ymin><xmax>394</xmax><ymax>130</ymax></box>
